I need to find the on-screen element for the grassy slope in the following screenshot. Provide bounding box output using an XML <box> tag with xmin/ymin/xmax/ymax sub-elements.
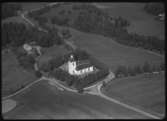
<box><xmin>3</xmin><ymin>81</ymin><xmax>153</xmax><ymax>119</ymax></box>
<box><xmin>2</xmin><ymin>51</ymin><xmax>37</xmax><ymax>97</ymax></box>
<box><xmin>102</xmin><ymin>72</ymin><xmax>165</xmax><ymax>116</ymax></box>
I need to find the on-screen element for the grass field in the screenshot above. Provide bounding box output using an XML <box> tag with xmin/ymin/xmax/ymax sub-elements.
<box><xmin>3</xmin><ymin>80</ymin><xmax>157</xmax><ymax>119</ymax></box>
<box><xmin>101</xmin><ymin>72</ymin><xmax>165</xmax><ymax>116</ymax></box>
<box><xmin>2</xmin><ymin>51</ymin><xmax>37</xmax><ymax>97</ymax></box>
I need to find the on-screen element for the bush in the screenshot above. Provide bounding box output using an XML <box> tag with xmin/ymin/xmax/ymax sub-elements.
<box><xmin>35</xmin><ymin>71</ymin><xmax>42</xmax><ymax>78</ymax></box>
<box><xmin>143</xmin><ymin>62</ymin><xmax>151</xmax><ymax>73</ymax></box>
<box><xmin>17</xmin><ymin>54</ymin><xmax>35</xmax><ymax>70</ymax></box>
<box><xmin>115</xmin><ymin>65</ymin><xmax>128</xmax><ymax>78</ymax></box>
<box><xmin>2</xmin><ymin>3</ymin><xmax>22</xmax><ymax>20</ymax></box>
<box><xmin>144</xmin><ymin>3</ymin><xmax>164</xmax><ymax>16</ymax></box>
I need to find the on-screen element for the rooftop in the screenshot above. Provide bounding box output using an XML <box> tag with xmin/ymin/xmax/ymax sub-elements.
<box><xmin>75</xmin><ymin>60</ymin><xmax>93</xmax><ymax>71</ymax></box>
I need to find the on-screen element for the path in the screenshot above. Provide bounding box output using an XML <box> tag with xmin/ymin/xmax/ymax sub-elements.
<box><xmin>2</xmin><ymin>77</ymin><xmax>45</xmax><ymax>100</ymax></box>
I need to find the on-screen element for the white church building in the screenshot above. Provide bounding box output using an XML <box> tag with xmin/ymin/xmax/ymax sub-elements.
<box><xmin>68</xmin><ymin>54</ymin><xmax>94</xmax><ymax>75</ymax></box>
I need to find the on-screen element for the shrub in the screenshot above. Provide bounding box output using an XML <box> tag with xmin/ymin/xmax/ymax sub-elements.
<box><xmin>143</xmin><ymin>61</ymin><xmax>151</xmax><ymax>73</ymax></box>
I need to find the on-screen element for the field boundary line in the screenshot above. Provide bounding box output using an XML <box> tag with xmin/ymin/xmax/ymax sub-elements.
<box><xmin>2</xmin><ymin>77</ymin><xmax>45</xmax><ymax>100</ymax></box>
<box><xmin>97</xmin><ymin>84</ymin><xmax>161</xmax><ymax>119</ymax></box>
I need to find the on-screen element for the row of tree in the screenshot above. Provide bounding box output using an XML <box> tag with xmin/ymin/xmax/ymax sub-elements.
<box><xmin>144</xmin><ymin>2</ymin><xmax>164</xmax><ymax>16</ymax></box>
<box><xmin>2</xmin><ymin>22</ymin><xmax>63</xmax><ymax>49</ymax></box>
<box><xmin>115</xmin><ymin>62</ymin><xmax>165</xmax><ymax>78</ymax></box>
<box><xmin>39</xmin><ymin>49</ymin><xmax>90</xmax><ymax>73</ymax></box>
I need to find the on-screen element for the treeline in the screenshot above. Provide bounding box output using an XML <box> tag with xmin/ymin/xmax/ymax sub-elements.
<box><xmin>39</xmin><ymin>48</ymin><xmax>91</xmax><ymax>73</ymax></box>
<box><xmin>115</xmin><ymin>61</ymin><xmax>165</xmax><ymax>78</ymax></box>
<box><xmin>2</xmin><ymin>3</ymin><xmax>22</xmax><ymax>20</ymax></box>
<box><xmin>17</xmin><ymin>52</ymin><xmax>36</xmax><ymax>71</ymax></box>
<box><xmin>115</xmin><ymin>32</ymin><xmax>164</xmax><ymax>54</ymax></box>
<box><xmin>2</xmin><ymin>22</ymin><xmax>63</xmax><ymax>49</ymax></box>
<box><xmin>72</xmin><ymin>5</ymin><xmax>164</xmax><ymax>53</ymax></box>
<box><xmin>39</xmin><ymin>55</ymin><xmax>65</xmax><ymax>73</ymax></box>
<box><xmin>144</xmin><ymin>2</ymin><xmax>164</xmax><ymax>16</ymax></box>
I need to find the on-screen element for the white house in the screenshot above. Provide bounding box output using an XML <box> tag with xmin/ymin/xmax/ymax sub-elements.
<box><xmin>68</xmin><ymin>54</ymin><xmax>94</xmax><ymax>75</ymax></box>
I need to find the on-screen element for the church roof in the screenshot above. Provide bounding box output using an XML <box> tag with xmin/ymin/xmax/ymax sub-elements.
<box><xmin>75</xmin><ymin>60</ymin><xmax>93</xmax><ymax>70</ymax></box>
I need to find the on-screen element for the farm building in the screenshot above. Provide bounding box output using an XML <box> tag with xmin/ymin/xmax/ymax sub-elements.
<box><xmin>23</xmin><ymin>42</ymin><xmax>42</xmax><ymax>56</ymax></box>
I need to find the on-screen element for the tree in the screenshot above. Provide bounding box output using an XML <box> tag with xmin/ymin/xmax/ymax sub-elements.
<box><xmin>35</xmin><ymin>71</ymin><xmax>42</xmax><ymax>78</ymax></box>
<box><xmin>143</xmin><ymin>62</ymin><xmax>151</xmax><ymax>73</ymax></box>
<box><xmin>115</xmin><ymin>65</ymin><xmax>128</xmax><ymax>77</ymax></box>
<box><xmin>133</xmin><ymin>65</ymin><xmax>143</xmax><ymax>74</ymax></box>
<box><xmin>2</xmin><ymin>3</ymin><xmax>22</xmax><ymax>20</ymax></box>
<box><xmin>127</xmin><ymin>66</ymin><xmax>136</xmax><ymax>76</ymax></box>
<box><xmin>160</xmin><ymin>62</ymin><xmax>165</xmax><ymax>71</ymax></box>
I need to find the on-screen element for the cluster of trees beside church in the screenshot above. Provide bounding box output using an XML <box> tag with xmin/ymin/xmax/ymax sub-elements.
<box><xmin>39</xmin><ymin>55</ymin><xmax>66</xmax><ymax>73</ymax></box>
<box><xmin>2</xmin><ymin>22</ymin><xmax>63</xmax><ymax>49</ymax></box>
<box><xmin>39</xmin><ymin>48</ymin><xmax>92</xmax><ymax>73</ymax></box>
<box><xmin>38</xmin><ymin>48</ymin><xmax>109</xmax><ymax>91</ymax></box>
<box><xmin>144</xmin><ymin>2</ymin><xmax>164</xmax><ymax>16</ymax></box>
<box><xmin>2</xmin><ymin>22</ymin><xmax>63</xmax><ymax>75</ymax></box>
<box><xmin>115</xmin><ymin>61</ymin><xmax>165</xmax><ymax>78</ymax></box>
<box><xmin>49</xmin><ymin>67</ymin><xmax>109</xmax><ymax>92</ymax></box>
<box><xmin>2</xmin><ymin>3</ymin><xmax>22</xmax><ymax>20</ymax></box>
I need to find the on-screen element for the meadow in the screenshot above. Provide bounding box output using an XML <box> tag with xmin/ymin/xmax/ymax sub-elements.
<box><xmin>3</xmin><ymin>80</ymin><xmax>155</xmax><ymax>119</ymax></box>
<box><xmin>101</xmin><ymin>72</ymin><xmax>165</xmax><ymax>117</ymax></box>
<box><xmin>2</xmin><ymin>51</ymin><xmax>37</xmax><ymax>97</ymax></box>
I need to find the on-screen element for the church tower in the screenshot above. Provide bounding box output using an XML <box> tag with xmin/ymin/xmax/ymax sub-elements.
<box><xmin>68</xmin><ymin>54</ymin><xmax>76</xmax><ymax>75</ymax></box>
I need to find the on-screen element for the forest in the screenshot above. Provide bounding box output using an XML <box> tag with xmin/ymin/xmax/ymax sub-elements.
<box><xmin>2</xmin><ymin>3</ymin><xmax>22</xmax><ymax>20</ymax></box>
<box><xmin>2</xmin><ymin>22</ymin><xmax>63</xmax><ymax>49</ymax></box>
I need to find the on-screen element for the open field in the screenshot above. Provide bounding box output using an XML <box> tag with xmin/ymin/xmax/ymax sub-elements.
<box><xmin>94</xmin><ymin>3</ymin><xmax>164</xmax><ymax>40</ymax></box>
<box><xmin>2</xmin><ymin>80</ymin><xmax>159</xmax><ymax>119</ymax></box>
<box><xmin>101</xmin><ymin>72</ymin><xmax>165</xmax><ymax>116</ymax></box>
<box><xmin>56</xmin><ymin>26</ymin><xmax>164</xmax><ymax>72</ymax></box>
<box><xmin>2</xmin><ymin>51</ymin><xmax>37</xmax><ymax>97</ymax></box>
